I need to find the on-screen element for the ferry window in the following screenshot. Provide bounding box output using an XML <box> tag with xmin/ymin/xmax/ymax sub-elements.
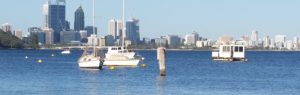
<box><xmin>234</xmin><ymin>46</ymin><xmax>239</xmax><ymax>52</ymax></box>
<box><xmin>223</xmin><ymin>46</ymin><xmax>230</xmax><ymax>52</ymax></box>
<box><xmin>223</xmin><ymin>46</ymin><xmax>228</xmax><ymax>52</ymax></box>
<box><xmin>227</xmin><ymin>46</ymin><xmax>231</xmax><ymax>52</ymax></box>
<box><xmin>118</xmin><ymin>47</ymin><xmax>122</xmax><ymax>50</ymax></box>
<box><xmin>239</xmin><ymin>47</ymin><xmax>243</xmax><ymax>52</ymax></box>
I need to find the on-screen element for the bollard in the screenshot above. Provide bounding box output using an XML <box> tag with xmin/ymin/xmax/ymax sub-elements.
<box><xmin>157</xmin><ymin>47</ymin><xmax>166</xmax><ymax>76</ymax></box>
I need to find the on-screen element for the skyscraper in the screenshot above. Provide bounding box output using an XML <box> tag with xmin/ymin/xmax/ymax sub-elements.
<box><xmin>29</xmin><ymin>27</ymin><xmax>45</xmax><ymax>44</ymax></box>
<box><xmin>275</xmin><ymin>35</ymin><xmax>286</xmax><ymax>48</ymax></box>
<box><xmin>108</xmin><ymin>19</ymin><xmax>123</xmax><ymax>40</ymax></box>
<box><xmin>263</xmin><ymin>36</ymin><xmax>270</xmax><ymax>48</ymax></box>
<box><xmin>1</xmin><ymin>23</ymin><xmax>12</xmax><ymax>33</ymax></box>
<box><xmin>43</xmin><ymin>0</ymin><xmax>66</xmax><ymax>43</ymax></box>
<box><xmin>74</xmin><ymin>6</ymin><xmax>85</xmax><ymax>31</ymax></box>
<box><xmin>85</xmin><ymin>26</ymin><xmax>97</xmax><ymax>37</ymax></box>
<box><xmin>251</xmin><ymin>30</ymin><xmax>258</xmax><ymax>42</ymax></box>
<box><xmin>166</xmin><ymin>35</ymin><xmax>181</xmax><ymax>48</ymax></box>
<box><xmin>184</xmin><ymin>32</ymin><xmax>199</xmax><ymax>46</ymax></box>
<box><xmin>43</xmin><ymin>27</ymin><xmax>54</xmax><ymax>45</ymax></box>
<box><xmin>126</xmin><ymin>18</ymin><xmax>140</xmax><ymax>45</ymax></box>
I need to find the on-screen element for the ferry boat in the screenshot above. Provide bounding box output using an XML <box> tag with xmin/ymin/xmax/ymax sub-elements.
<box><xmin>103</xmin><ymin>46</ymin><xmax>142</xmax><ymax>66</ymax></box>
<box><xmin>212</xmin><ymin>45</ymin><xmax>247</xmax><ymax>61</ymax></box>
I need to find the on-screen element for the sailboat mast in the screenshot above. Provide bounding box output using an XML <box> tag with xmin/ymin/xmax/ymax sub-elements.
<box><xmin>122</xmin><ymin>0</ymin><xmax>125</xmax><ymax>48</ymax></box>
<box><xmin>93</xmin><ymin>0</ymin><xmax>96</xmax><ymax>56</ymax></box>
<box><xmin>93</xmin><ymin>0</ymin><xmax>95</xmax><ymax>36</ymax></box>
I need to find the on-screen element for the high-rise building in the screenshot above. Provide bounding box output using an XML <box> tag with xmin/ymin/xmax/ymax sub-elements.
<box><xmin>14</xmin><ymin>29</ymin><xmax>23</xmax><ymax>40</ymax></box>
<box><xmin>43</xmin><ymin>27</ymin><xmax>54</xmax><ymax>45</ymax></box>
<box><xmin>263</xmin><ymin>36</ymin><xmax>270</xmax><ymax>48</ymax></box>
<box><xmin>192</xmin><ymin>32</ymin><xmax>200</xmax><ymax>41</ymax></box>
<box><xmin>99</xmin><ymin>37</ymin><xmax>106</xmax><ymax>47</ymax></box>
<box><xmin>251</xmin><ymin>30</ymin><xmax>258</xmax><ymax>42</ymax></box>
<box><xmin>250</xmin><ymin>30</ymin><xmax>259</xmax><ymax>47</ymax></box>
<box><xmin>155</xmin><ymin>37</ymin><xmax>167</xmax><ymax>47</ymax></box>
<box><xmin>74</xmin><ymin>6</ymin><xmax>85</xmax><ymax>31</ymax></box>
<box><xmin>105</xmin><ymin>35</ymin><xmax>115</xmax><ymax>46</ymax></box>
<box><xmin>184</xmin><ymin>32</ymin><xmax>200</xmax><ymax>46</ymax></box>
<box><xmin>60</xmin><ymin>30</ymin><xmax>80</xmax><ymax>44</ymax></box>
<box><xmin>184</xmin><ymin>34</ymin><xmax>195</xmax><ymax>45</ymax></box>
<box><xmin>275</xmin><ymin>35</ymin><xmax>286</xmax><ymax>48</ymax></box>
<box><xmin>126</xmin><ymin>18</ymin><xmax>140</xmax><ymax>45</ymax></box>
<box><xmin>85</xmin><ymin>26</ymin><xmax>97</xmax><ymax>37</ymax></box>
<box><xmin>43</xmin><ymin>0</ymin><xmax>66</xmax><ymax>43</ymax></box>
<box><xmin>117</xmin><ymin>21</ymin><xmax>123</xmax><ymax>38</ymax></box>
<box><xmin>87</xmin><ymin>34</ymin><xmax>98</xmax><ymax>46</ymax></box>
<box><xmin>1</xmin><ymin>23</ymin><xmax>12</xmax><ymax>33</ymax></box>
<box><xmin>166</xmin><ymin>35</ymin><xmax>181</xmax><ymax>48</ymax></box>
<box><xmin>65</xmin><ymin>21</ymin><xmax>70</xmax><ymax>31</ymax></box>
<box><xmin>108</xmin><ymin>19</ymin><xmax>123</xmax><ymax>40</ymax></box>
<box><xmin>293</xmin><ymin>37</ymin><xmax>299</xmax><ymax>49</ymax></box>
<box><xmin>275</xmin><ymin>35</ymin><xmax>286</xmax><ymax>43</ymax></box>
<box><xmin>29</xmin><ymin>27</ymin><xmax>45</xmax><ymax>44</ymax></box>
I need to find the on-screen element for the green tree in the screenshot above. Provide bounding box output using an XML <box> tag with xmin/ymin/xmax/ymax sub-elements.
<box><xmin>0</xmin><ymin>29</ymin><xmax>23</xmax><ymax>48</ymax></box>
<box><xmin>29</xmin><ymin>33</ymin><xmax>39</xmax><ymax>49</ymax></box>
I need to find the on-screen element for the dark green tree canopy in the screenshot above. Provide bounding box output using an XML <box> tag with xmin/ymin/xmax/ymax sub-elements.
<box><xmin>0</xmin><ymin>29</ymin><xmax>23</xmax><ymax>48</ymax></box>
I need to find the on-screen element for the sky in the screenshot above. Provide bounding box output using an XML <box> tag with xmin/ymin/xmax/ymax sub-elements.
<box><xmin>1</xmin><ymin>0</ymin><xmax>300</xmax><ymax>40</ymax></box>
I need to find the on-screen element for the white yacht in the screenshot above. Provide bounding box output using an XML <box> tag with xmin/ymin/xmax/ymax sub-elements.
<box><xmin>61</xmin><ymin>49</ymin><xmax>71</xmax><ymax>54</ymax></box>
<box><xmin>78</xmin><ymin>48</ymin><xmax>102</xmax><ymax>68</ymax></box>
<box><xmin>103</xmin><ymin>46</ymin><xmax>142</xmax><ymax>66</ymax></box>
<box><xmin>103</xmin><ymin>0</ymin><xmax>143</xmax><ymax>66</ymax></box>
<box><xmin>78</xmin><ymin>0</ymin><xmax>102</xmax><ymax>68</ymax></box>
<box><xmin>212</xmin><ymin>45</ymin><xmax>247</xmax><ymax>61</ymax></box>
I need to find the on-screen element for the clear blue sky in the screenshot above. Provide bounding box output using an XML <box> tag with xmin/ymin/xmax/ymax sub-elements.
<box><xmin>1</xmin><ymin>0</ymin><xmax>300</xmax><ymax>39</ymax></box>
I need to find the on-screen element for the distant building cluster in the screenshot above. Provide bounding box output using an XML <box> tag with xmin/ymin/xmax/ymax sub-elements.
<box><xmin>215</xmin><ymin>30</ymin><xmax>300</xmax><ymax>50</ymax></box>
<box><xmin>1</xmin><ymin>0</ymin><xmax>299</xmax><ymax>50</ymax></box>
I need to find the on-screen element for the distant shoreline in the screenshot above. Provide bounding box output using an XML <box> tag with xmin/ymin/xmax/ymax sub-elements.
<box><xmin>133</xmin><ymin>49</ymin><xmax>300</xmax><ymax>52</ymax></box>
<box><xmin>1</xmin><ymin>48</ymin><xmax>300</xmax><ymax>52</ymax></box>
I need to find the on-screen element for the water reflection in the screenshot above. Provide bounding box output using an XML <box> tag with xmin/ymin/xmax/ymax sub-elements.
<box><xmin>156</xmin><ymin>76</ymin><xmax>166</xmax><ymax>95</ymax></box>
<box><xmin>78</xmin><ymin>68</ymin><xmax>101</xmax><ymax>95</ymax></box>
<box><xmin>79</xmin><ymin>68</ymin><xmax>100</xmax><ymax>72</ymax></box>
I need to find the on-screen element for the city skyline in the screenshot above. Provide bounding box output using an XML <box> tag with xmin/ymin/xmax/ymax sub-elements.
<box><xmin>1</xmin><ymin>0</ymin><xmax>300</xmax><ymax>39</ymax></box>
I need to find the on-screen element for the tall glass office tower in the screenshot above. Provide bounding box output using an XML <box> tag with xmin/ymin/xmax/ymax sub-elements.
<box><xmin>43</xmin><ymin>0</ymin><xmax>66</xmax><ymax>43</ymax></box>
<box><xmin>126</xmin><ymin>18</ymin><xmax>140</xmax><ymax>45</ymax></box>
<box><xmin>74</xmin><ymin>6</ymin><xmax>85</xmax><ymax>31</ymax></box>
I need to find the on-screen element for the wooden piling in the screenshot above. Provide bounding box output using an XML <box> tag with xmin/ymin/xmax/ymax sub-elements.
<box><xmin>157</xmin><ymin>47</ymin><xmax>166</xmax><ymax>76</ymax></box>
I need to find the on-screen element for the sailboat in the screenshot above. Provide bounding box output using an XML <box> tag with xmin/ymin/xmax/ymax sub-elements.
<box><xmin>78</xmin><ymin>0</ymin><xmax>101</xmax><ymax>68</ymax></box>
<box><xmin>103</xmin><ymin>0</ymin><xmax>143</xmax><ymax>66</ymax></box>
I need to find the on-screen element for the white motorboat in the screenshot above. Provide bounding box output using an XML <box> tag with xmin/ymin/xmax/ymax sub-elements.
<box><xmin>103</xmin><ymin>46</ymin><xmax>142</xmax><ymax>66</ymax></box>
<box><xmin>102</xmin><ymin>0</ymin><xmax>143</xmax><ymax>66</ymax></box>
<box><xmin>61</xmin><ymin>49</ymin><xmax>71</xmax><ymax>54</ymax></box>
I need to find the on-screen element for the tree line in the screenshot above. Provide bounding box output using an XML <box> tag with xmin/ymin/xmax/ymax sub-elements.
<box><xmin>0</xmin><ymin>29</ymin><xmax>39</xmax><ymax>49</ymax></box>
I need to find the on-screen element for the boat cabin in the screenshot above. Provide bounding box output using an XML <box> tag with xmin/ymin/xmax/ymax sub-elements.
<box><xmin>212</xmin><ymin>45</ymin><xmax>246</xmax><ymax>61</ymax></box>
<box><xmin>107</xmin><ymin>46</ymin><xmax>133</xmax><ymax>54</ymax></box>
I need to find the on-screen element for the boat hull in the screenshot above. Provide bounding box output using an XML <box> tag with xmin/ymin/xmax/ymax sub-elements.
<box><xmin>78</xmin><ymin>60</ymin><xmax>100</xmax><ymax>68</ymax></box>
<box><xmin>78</xmin><ymin>55</ymin><xmax>101</xmax><ymax>68</ymax></box>
<box><xmin>103</xmin><ymin>59</ymin><xmax>140</xmax><ymax>66</ymax></box>
<box><xmin>61</xmin><ymin>51</ymin><xmax>71</xmax><ymax>54</ymax></box>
